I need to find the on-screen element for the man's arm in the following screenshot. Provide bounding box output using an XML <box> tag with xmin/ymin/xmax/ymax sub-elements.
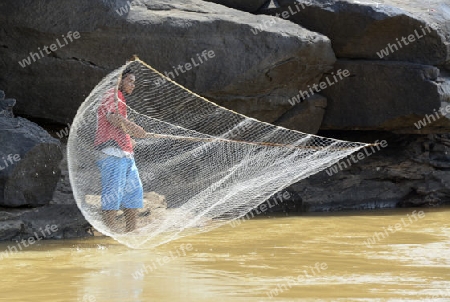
<box><xmin>106</xmin><ymin>112</ymin><xmax>147</xmax><ymax>138</ymax></box>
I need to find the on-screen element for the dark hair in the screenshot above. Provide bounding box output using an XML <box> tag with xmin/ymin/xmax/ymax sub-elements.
<box><xmin>121</xmin><ymin>67</ymin><xmax>133</xmax><ymax>79</ymax></box>
<box><xmin>118</xmin><ymin>68</ymin><xmax>134</xmax><ymax>93</ymax></box>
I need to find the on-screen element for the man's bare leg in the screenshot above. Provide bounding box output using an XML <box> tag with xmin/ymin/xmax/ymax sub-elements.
<box><xmin>103</xmin><ymin>210</ymin><xmax>117</xmax><ymax>230</ymax></box>
<box><xmin>124</xmin><ymin>208</ymin><xmax>138</xmax><ymax>232</ymax></box>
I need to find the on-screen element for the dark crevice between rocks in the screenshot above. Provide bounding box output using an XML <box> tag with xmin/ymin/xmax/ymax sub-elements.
<box><xmin>143</xmin><ymin>5</ymin><xmax>172</xmax><ymax>12</ymax></box>
<box><xmin>11</xmin><ymin>114</ymin><xmax>72</xmax><ymax>143</ymax></box>
<box><xmin>264</xmin><ymin>70</ymin><xmax>273</xmax><ymax>81</ymax></box>
<box><xmin>334</xmin><ymin>57</ymin><xmax>395</xmax><ymax>62</ymax></box>
<box><xmin>179</xmin><ymin>7</ymin><xmax>210</xmax><ymax>14</ymax></box>
<box><xmin>204</xmin><ymin>0</ymin><xmax>270</xmax><ymax>13</ymax></box>
<box><xmin>258</xmin><ymin>0</ymin><xmax>280</xmax><ymax>13</ymax></box>
<box><xmin>69</xmin><ymin>57</ymin><xmax>105</xmax><ymax>69</ymax></box>
<box><xmin>13</xmin><ymin>114</ymin><xmax>67</xmax><ymax>128</ymax></box>
<box><xmin>45</xmin><ymin>52</ymin><xmax>107</xmax><ymax>70</ymax></box>
<box><xmin>0</xmin><ymin>203</ymin><xmax>47</xmax><ymax>210</ymax></box>
<box><xmin>47</xmin><ymin>51</ymin><xmax>58</xmax><ymax>59</ymax></box>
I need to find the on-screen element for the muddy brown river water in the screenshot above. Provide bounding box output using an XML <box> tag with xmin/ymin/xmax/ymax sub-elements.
<box><xmin>1</xmin><ymin>207</ymin><xmax>449</xmax><ymax>301</ymax></box>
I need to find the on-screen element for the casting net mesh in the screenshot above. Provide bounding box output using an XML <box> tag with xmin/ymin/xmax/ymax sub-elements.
<box><xmin>67</xmin><ymin>58</ymin><xmax>370</xmax><ymax>249</ymax></box>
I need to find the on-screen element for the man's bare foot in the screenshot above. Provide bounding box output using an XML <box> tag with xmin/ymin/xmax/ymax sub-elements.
<box><xmin>103</xmin><ymin>210</ymin><xmax>117</xmax><ymax>230</ymax></box>
<box><xmin>124</xmin><ymin>208</ymin><xmax>138</xmax><ymax>232</ymax></box>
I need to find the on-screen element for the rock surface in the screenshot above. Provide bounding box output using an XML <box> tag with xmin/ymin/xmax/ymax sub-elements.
<box><xmin>274</xmin><ymin>94</ymin><xmax>327</xmax><ymax>134</ymax></box>
<box><xmin>0</xmin><ymin>135</ymin><xmax>90</xmax><ymax>241</ymax></box>
<box><xmin>0</xmin><ymin>0</ymin><xmax>335</xmax><ymax>124</ymax></box>
<box><xmin>258</xmin><ymin>0</ymin><xmax>450</xmax><ymax>133</ymax></box>
<box><xmin>214</xmin><ymin>88</ymin><xmax>302</xmax><ymax>124</ymax></box>
<box><xmin>253</xmin><ymin>132</ymin><xmax>450</xmax><ymax>214</ymax></box>
<box><xmin>293</xmin><ymin>132</ymin><xmax>450</xmax><ymax>211</ymax></box>
<box><xmin>0</xmin><ymin>91</ymin><xmax>16</xmax><ymax>118</ymax></box>
<box><xmin>271</xmin><ymin>0</ymin><xmax>450</xmax><ymax>67</ymax></box>
<box><xmin>319</xmin><ymin>60</ymin><xmax>450</xmax><ymax>132</ymax></box>
<box><xmin>0</xmin><ymin>142</ymin><xmax>91</xmax><ymax>241</ymax></box>
<box><xmin>0</xmin><ymin>205</ymin><xmax>91</xmax><ymax>241</ymax></box>
<box><xmin>0</xmin><ymin>116</ymin><xmax>62</xmax><ymax>207</ymax></box>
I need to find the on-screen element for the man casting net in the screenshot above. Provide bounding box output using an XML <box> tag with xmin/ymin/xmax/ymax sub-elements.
<box><xmin>67</xmin><ymin>57</ymin><xmax>371</xmax><ymax>249</ymax></box>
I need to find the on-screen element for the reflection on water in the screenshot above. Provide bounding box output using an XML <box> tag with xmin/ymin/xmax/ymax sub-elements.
<box><xmin>1</xmin><ymin>207</ymin><xmax>449</xmax><ymax>301</ymax></box>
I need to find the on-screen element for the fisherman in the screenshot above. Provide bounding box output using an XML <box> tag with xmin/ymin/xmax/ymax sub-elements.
<box><xmin>94</xmin><ymin>67</ymin><xmax>147</xmax><ymax>232</ymax></box>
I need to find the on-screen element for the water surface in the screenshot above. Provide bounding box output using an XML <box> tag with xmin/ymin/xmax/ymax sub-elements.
<box><xmin>1</xmin><ymin>207</ymin><xmax>449</xmax><ymax>301</ymax></box>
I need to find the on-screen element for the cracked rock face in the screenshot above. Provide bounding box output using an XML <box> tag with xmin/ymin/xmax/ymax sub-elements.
<box><xmin>0</xmin><ymin>0</ymin><xmax>335</xmax><ymax>125</ymax></box>
<box><xmin>259</xmin><ymin>0</ymin><xmax>450</xmax><ymax>133</ymax></box>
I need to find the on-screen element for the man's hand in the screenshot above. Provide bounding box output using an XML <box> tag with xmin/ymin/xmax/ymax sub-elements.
<box><xmin>106</xmin><ymin>112</ymin><xmax>146</xmax><ymax>138</ymax></box>
<box><xmin>128</xmin><ymin>124</ymin><xmax>147</xmax><ymax>138</ymax></box>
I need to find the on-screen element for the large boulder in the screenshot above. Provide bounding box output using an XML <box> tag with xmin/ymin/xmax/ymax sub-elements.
<box><xmin>0</xmin><ymin>116</ymin><xmax>62</xmax><ymax>207</ymax></box>
<box><xmin>0</xmin><ymin>0</ymin><xmax>336</xmax><ymax>124</ymax></box>
<box><xmin>0</xmin><ymin>204</ymin><xmax>91</xmax><ymax>241</ymax></box>
<box><xmin>258</xmin><ymin>0</ymin><xmax>450</xmax><ymax>132</ymax></box>
<box><xmin>319</xmin><ymin>60</ymin><xmax>450</xmax><ymax>132</ymax></box>
<box><xmin>288</xmin><ymin>132</ymin><xmax>450</xmax><ymax>211</ymax></box>
<box><xmin>266</xmin><ymin>0</ymin><xmax>450</xmax><ymax>67</ymax></box>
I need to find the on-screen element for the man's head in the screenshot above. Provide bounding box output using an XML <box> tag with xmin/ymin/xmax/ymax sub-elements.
<box><xmin>119</xmin><ymin>68</ymin><xmax>136</xmax><ymax>95</ymax></box>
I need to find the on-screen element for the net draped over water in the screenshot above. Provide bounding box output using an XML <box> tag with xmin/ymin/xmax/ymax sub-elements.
<box><xmin>67</xmin><ymin>58</ymin><xmax>370</xmax><ymax>249</ymax></box>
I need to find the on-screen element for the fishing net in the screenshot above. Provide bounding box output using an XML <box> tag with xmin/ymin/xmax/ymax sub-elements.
<box><xmin>67</xmin><ymin>58</ymin><xmax>370</xmax><ymax>249</ymax></box>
